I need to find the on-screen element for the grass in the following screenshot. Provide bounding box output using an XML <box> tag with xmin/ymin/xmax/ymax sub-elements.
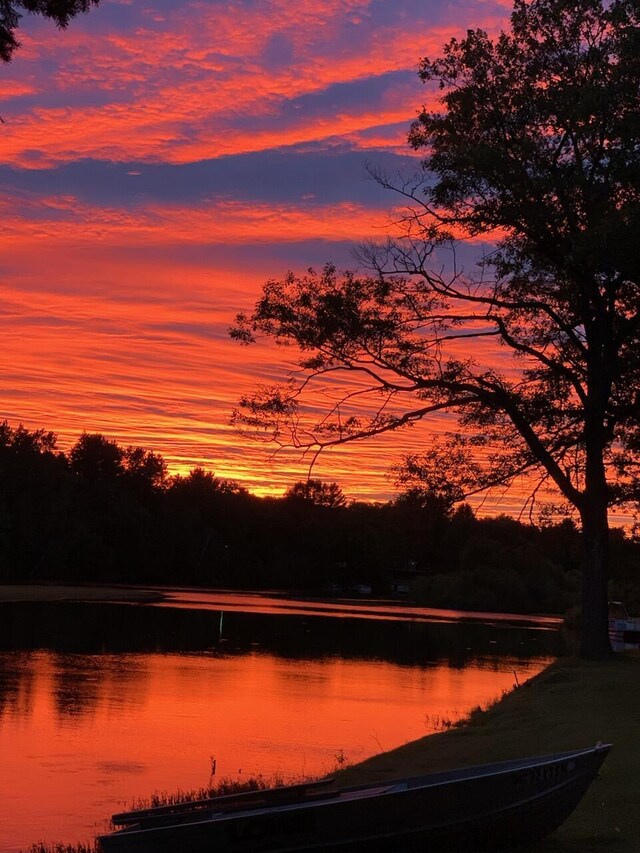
<box><xmin>123</xmin><ymin>775</ymin><xmax>277</xmax><ymax>813</ymax></box>
<box><xmin>336</xmin><ymin>653</ymin><xmax>640</xmax><ymax>851</ymax></box>
<box><xmin>23</xmin><ymin>654</ymin><xmax>640</xmax><ymax>852</ymax></box>
<box><xmin>23</xmin><ymin>846</ymin><xmax>99</xmax><ymax>853</ymax></box>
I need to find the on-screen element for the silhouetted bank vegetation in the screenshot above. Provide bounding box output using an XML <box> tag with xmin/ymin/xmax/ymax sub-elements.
<box><xmin>2</xmin><ymin>421</ymin><xmax>639</xmax><ymax>615</ymax></box>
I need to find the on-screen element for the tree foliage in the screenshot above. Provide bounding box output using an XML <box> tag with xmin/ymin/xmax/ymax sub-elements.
<box><xmin>7</xmin><ymin>418</ymin><xmax>637</xmax><ymax>617</ymax></box>
<box><xmin>69</xmin><ymin>432</ymin><xmax>123</xmax><ymax>482</ymax></box>
<box><xmin>284</xmin><ymin>479</ymin><xmax>347</xmax><ymax>508</ymax></box>
<box><xmin>0</xmin><ymin>0</ymin><xmax>100</xmax><ymax>62</ymax></box>
<box><xmin>233</xmin><ymin>0</ymin><xmax>640</xmax><ymax>656</ymax></box>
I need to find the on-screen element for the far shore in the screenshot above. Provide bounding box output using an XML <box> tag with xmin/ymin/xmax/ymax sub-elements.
<box><xmin>0</xmin><ymin>584</ymin><xmax>563</xmax><ymax>626</ymax></box>
<box><xmin>0</xmin><ymin>583</ymin><xmax>166</xmax><ymax>604</ymax></box>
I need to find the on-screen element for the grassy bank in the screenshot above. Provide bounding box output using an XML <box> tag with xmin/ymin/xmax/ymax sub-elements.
<box><xmin>336</xmin><ymin>654</ymin><xmax>640</xmax><ymax>851</ymax></box>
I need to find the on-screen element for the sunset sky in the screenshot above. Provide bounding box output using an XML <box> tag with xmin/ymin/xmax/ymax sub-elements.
<box><xmin>0</xmin><ymin>0</ymin><xmax>525</xmax><ymax>506</ymax></box>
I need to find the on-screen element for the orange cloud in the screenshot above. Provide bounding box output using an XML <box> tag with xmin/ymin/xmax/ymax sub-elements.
<box><xmin>0</xmin><ymin>194</ymin><xmax>401</xmax><ymax>249</ymax></box>
<box><xmin>0</xmin><ymin>3</ymin><xmax>506</xmax><ymax>168</ymax></box>
<box><xmin>2</xmin><ymin>0</ymin><xmax>552</xmax><ymax>515</ymax></box>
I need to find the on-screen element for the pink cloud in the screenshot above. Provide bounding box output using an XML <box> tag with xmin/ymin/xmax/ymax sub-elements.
<box><xmin>2</xmin><ymin>0</ymin><xmax>545</xmax><ymax>512</ymax></box>
<box><xmin>0</xmin><ymin>4</ymin><xmax>509</xmax><ymax>167</ymax></box>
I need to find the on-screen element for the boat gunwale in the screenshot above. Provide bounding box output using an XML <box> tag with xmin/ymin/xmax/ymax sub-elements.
<box><xmin>248</xmin><ymin>770</ymin><xmax>610</xmax><ymax>852</ymax></box>
<box><xmin>112</xmin><ymin>778</ymin><xmax>336</xmax><ymax>824</ymax></box>
<box><xmin>102</xmin><ymin>744</ymin><xmax>611</xmax><ymax>841</ymax></box>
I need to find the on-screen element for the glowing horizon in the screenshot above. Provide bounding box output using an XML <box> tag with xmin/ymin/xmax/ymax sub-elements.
<box><xmin>1</xmin><ymin>0</ymin><xmax>554</xmax><ymax>512</ymax></box>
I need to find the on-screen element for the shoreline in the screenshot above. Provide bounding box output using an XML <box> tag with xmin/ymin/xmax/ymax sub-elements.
<box><xmin>0</xmin><ymin>583</ymin><xmax>166</xmax><ymax>603</ymax></box>
<box><xmin>0</xmin><ymin>583</ymin><xmax>562</xmax><ymax>627</ymax></box>
<box><xmin>336</xmin><ymin>655</ymin><xmax>640</xmax><ymax>851</ymax></box>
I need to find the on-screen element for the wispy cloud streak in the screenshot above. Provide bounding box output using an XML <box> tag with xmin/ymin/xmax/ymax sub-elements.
<box><xmin>0</xmin><ymin>0</ymin><xmax>524</xmax><ymax>506</ymax></box>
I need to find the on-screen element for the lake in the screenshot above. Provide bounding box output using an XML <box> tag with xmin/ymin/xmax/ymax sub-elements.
<box><xmin>0</xmin><ymin>592</ymin><xmax>561</xmax><ymax>851</ymax></box>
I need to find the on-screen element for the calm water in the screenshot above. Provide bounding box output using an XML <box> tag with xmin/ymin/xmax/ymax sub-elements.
<box><xmin>0</xmin><ymin>593</ymin><xmax>561</xmax><ymax>851</ymax></box>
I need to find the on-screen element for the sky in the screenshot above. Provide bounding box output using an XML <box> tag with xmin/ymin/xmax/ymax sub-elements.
<box><xmin>0</xmin><ymin>0</ymin><xmax>525</xmax><ymax>506</ymax></box>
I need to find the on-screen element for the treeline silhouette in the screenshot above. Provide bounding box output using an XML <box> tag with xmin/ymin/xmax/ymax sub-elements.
<box><xmin>1</xmin><ymin>421</ymin><xmax>639</xmax><ymax>614</ymax></box>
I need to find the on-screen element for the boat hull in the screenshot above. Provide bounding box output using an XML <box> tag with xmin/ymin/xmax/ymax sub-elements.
<box><xmin>98</xmin><ymin>744</ymin><xmax>610</xmax><ymax>853</ymax></box>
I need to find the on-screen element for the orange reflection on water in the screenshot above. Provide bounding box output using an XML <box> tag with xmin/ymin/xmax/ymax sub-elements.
<box><xmin>157</xmin><ymin>589</ymin><xmax>563</xmax><ymax>629</ymax></box>
<box><xmin>0</xmin><ymin>648</ymin><xmax>551</xmax><ymax>851</ymax></box>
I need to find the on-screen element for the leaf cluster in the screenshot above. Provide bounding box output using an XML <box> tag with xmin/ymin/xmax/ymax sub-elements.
<box><xmin>0</xmin><ymin>0</ymin><xmax>99</xmax><ymax>62</ymax></box>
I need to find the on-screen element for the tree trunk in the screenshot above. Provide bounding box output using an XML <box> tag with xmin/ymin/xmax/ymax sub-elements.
<box><xmin>579</xmin><ymin>496</ymin><xmax>612</xmax><ymax>658</ymax></box>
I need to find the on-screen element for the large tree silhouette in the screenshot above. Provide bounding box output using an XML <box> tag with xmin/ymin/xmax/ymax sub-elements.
<box><xmin>233</xmin><ymin>0</ymin><xmax>640</xmax><ymax>657</ymax></box>
<box><xmin>0</xmin><ymin>1</ymin><xmax>99</xmax><ymax>62</ymax></box>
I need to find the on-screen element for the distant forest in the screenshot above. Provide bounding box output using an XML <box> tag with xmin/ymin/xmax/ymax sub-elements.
<box><xmin>2</xmin><ymin>421</ymin><xmax>639</xmax><ymax>615</ymax></box>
